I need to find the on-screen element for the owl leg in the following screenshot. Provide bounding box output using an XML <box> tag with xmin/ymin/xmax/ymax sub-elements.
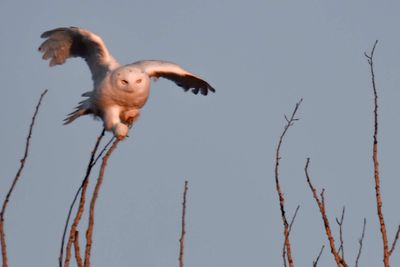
<box><xmin>120</xmin><ymin>109</ymin><xmax>140</xmax><ymax>125</ymax></box>
<box><xmin>103</xmin><ymin>106</ymin><xmax>129</xmax><ymax>140</ymax></box>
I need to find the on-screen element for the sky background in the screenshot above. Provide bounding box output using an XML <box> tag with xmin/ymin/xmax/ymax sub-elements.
<box><xmin>1</xmin><ymin>1</ymin><xmax>400</xmax><ymax>266</ymax></box>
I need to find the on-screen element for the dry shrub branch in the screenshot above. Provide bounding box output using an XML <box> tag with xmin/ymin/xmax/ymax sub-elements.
<box><xmin>62</xmin><ymin>129</ymin><xmax>106</xmax><ymax>267</ymax></box>
<box><xmin>304</xmin><ymin>158</ymin><xmax>348</xmax><ymax>267</ymax></box>
<box><xmin>83</xmin><ymin>139</ymin><xmax>120</xmax><ymax>267</ymax></box>
<box><xmin>274</xmin><ymin>99</ymin><xmax>302</xmax><ymax>267</ymax></box>
<box><xmin>0</xmin><ymin>89</ymin><xmax>48</xmax><ymax>267</ymax></box>
<box><xmin>179</xmin><ymin>181</ymin><xmax>189</xmax><ymax>267</ymax></box>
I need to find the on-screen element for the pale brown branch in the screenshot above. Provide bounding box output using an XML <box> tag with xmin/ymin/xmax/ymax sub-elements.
<box><xmin>389</xmin><ymin>224</ymin><xmax>400</xmax><ymax>256</ymax></box>
<box><xmin>312</xmin><ymin>245</ymin><xmax>325</xmax><ymax>267</ymax></box>
<box><xmin>0</xmin><ymin>222</ymin><xmax>5</xmax><ymax>267</ymax></box>
<box><xmin>84</xmin><ymin>139</ymin><xmax>120</xmax><ymax>267</ymax></box>
<box><xmin>283</xmin><ymin>205</ymin><xmax>300</xmax><ymax>267</ymax></box>
<box><xmin>365</xmin><ymin>40</ymin><xmax>390</xmax><ymax>267</ymax></box>
<box><xmin>275</xmin><ymin>99</ymin><xmax>303</xmax><ymax>267</ymax></box>
<box><xmin>355</xmin><ymin>218</ymin><xmax>366</xmax><ymax>267</ymax></box>
<box><xmin>92</xmin><ymin>136</ymin><xmax>115</xmax><ymax>167</ymax></box>
<box><xmin>179</xmin><ymin>181</ymin><xmax>189</xmax><ymax>267</ymax></box>
<box><xmin>335</xmin><ymin>206</ymin><xmax>345</xmax><ymax>261</ymax></box>
<box><xmin>73</xmin><ymin>231</ymin><xmax>83</xmax><ymax>267</ymax></box>
<box><xmin>304</xmin><ymin>158</ymin><xmax>348</xmax><ymax>267</ymax></box>
<box><xmin>0</xmin><ymin>89</ymin><xmax>48</xmax><ymax>267</ymax></box>
<box><xmin>63</xmin><ymin>129</ymin><xmax>106</xmax><ymax>267</ymax></box>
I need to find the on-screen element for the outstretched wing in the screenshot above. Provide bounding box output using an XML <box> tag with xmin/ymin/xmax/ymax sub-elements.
<box><xmin>38</xmin><ymin>27</ymin><xmax>117</xmax><ymax>80</ymax></box>
<box><xmin>132</xmin><ymin>60</ymin><xmax>215</xmax><ymax>95</ymax></box>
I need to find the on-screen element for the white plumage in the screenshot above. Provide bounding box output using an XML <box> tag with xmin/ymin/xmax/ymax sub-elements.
<box><xmin>39</xmin><ymin>27</ymin><xmax>215</xmax><ymax>139</ymax></box>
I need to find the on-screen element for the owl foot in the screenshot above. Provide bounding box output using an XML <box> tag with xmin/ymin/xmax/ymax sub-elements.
<box><xmin>112</xmin><ymin>123</ymin><xmax>129</xmax><ymax>140</ymax></box>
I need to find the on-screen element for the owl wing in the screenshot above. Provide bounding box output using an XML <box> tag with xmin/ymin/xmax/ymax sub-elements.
<box><xmin>38</xmin><ymin>27</ymin><xmax>118</xmax><ymax>80</ymax></box>
<box><xmin>132</xmin><ymin>60</ymin><xmax>215</xmax><ymax>95</ymax></box>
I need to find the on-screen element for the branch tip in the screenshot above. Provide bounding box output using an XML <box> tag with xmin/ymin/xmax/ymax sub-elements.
<box><xmin>275</xmin><ymin>98</ymin><xmax>303</xmax><ymax>267</ymax></box>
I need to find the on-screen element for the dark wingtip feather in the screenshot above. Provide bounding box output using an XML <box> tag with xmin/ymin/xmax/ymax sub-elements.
<box><xmin>40</xmin><ymin>28</ymin><xmax>61</xmax><ymax>38</ymax></box>
<box><xmin>40</xmin><ymin>31</ymin><xmax>50</xmax><ymax>38</ymax></box>
<box><xmin>200</xmin><ymin>87</ymin><xmax>208</xmax><ymax>96</ymax></box>
<box><xmin>40</xmin><ymin>27</ymin><xmax>75</xmax><ymax>38</ymax></box>
<box><xmin>208</xmin><ymin>85</ymin><xmax>216</xmax><ymax>93</ymax></box>
<box><xmin>156</xmin><ymin>72</ymin><xmax>215</xmax><ymax>96</ymax></box>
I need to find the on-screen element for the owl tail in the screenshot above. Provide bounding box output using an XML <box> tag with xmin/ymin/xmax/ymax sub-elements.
<box><xmin>63</xmin><ymin>91</ymin><xmax>94</xmax><ymax>125</ymax></box>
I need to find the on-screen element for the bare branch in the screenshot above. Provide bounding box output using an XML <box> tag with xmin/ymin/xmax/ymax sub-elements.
<box><xmin>283</xmin><ymin>205</ymin><xmax>300</xmax><ymax>267</ymax></box>
<box><xmin>312</xmin><ymin>245</ymin><xmax>325</xmax><ymax>267</ymax></box>
<box><xmin>365</xmin><ymin>40</ymin><xmax>390</xmax><ymax>267</ymax></box>
<box><xmin>92</xmin><ymin>136</ymin><xmax>115</xmax><ymax>167</ymax></box>
<box><xmin>389</xmin><ymin>224</ymin><xmax>400</xmax><ymax>256</ymax></box>
<box><xmin>73</xmin><ymin>231</ymin><xmax>83</xmax><ymax>267</ymax></box>
<box><xmin>84</xmin><ymin>139</ymin><xmax>120</xmax><ymax>267</ymax></box>
<box><xmin>62</xmin><ymin>128</ymin><xmax>105</xmax><ymax>267</ymax></box>
<box><xmin>355</xmin><ymin>218</ymin><xmax>366</xmax><ymax>267</ymax></box>
<box><xmin>335</xmin><ymin>206</ymin><xmax>345</xmax><ymax>261</ymax></box>
<box><xmin>0</xmin><ymin>89</ymin><xmax>48</xmax><ymax>267</ymax></box>
<box><xmin>275</xmin><ymin>99</ymin><xmax>303</xmax><ymax>267</ymax></box>
<box><xmin>283</xmin><ymin>251</ymin><xmax>288</xmax><ymax>267</ymax></box>
<box><xmin>179</xmin><ymin>181</ymin><xmax>189</xmax><ymax>267</ymax></box>
<box><xmin>304</xmin><ymin>158</ymin><xmax>348</xmax><ymax>267</ymax></box>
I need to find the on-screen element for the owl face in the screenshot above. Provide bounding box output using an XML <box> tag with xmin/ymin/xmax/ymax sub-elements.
<box><xmin>111</xmin><ymin>66</ymin><xmax>145</xmax><ymax>91</ymax></box>
<box><xmin>109</xmin><ymin>66</ymin><xmax>151</xmax><ymax>108</ymax></box>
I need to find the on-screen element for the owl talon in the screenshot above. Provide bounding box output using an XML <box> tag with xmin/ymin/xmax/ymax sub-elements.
<box><xmin>112</xmin><ymin>123</ymin><xmax>129</xmax><ymax>140</ymax></box>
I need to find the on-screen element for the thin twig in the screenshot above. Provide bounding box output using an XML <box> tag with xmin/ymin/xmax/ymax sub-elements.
<box><xmin>92</xmin><ymin>136</ymin><xmax>115</xmax><ymax>167</ymax></box>
<box><xmin>179</xmin><ymin>181</ymin><xmax>189</xmax><ymax>267</ymax></box>
<box><xmin>84</xmin><ymin>139</ymin><xmax>120</xmax><ymax>267</ymax></box>
<box><xmin>312</xmin><ymin>245</ymin><xmax>325</xmax><ymax>267</ymax></box>
<box><xmin>275</xmin><ymin>99</ymin><xmax>302</xmax><ymax>267</ymax></box>
<box><xmin>63</xmin><ymin>128</ymin><xmax>106</xmax><ymax>267</ymax></box>
<box><xmin>73</xmin><ymin>231</ymin><xmax>83</xmax><ymax>267</ymax></box>
<box><xmin>283</xmin><ymin>251</ymin><xmax>288</xmax><ymax>267</ymax></box>
<box><xmin>289</xmin><ymin>205</ymin><xmax>300</xmax><ymax>234</ymax></box>
<box><xmin>365</xmin><ymin>40</ymin><xmax>390</xmax><ymax>267</ymax></box>
<box><xmin>304</xmin><ymin>158</ymin><xmax>348</xmax><ymax>267</ymax></box>
<box><xmin>282</xmin><ymin>205</ymin><xmax>300</xmax><ymax>267</ymax></box>
<box><xmin>389</xmin><ymin>224</ymin><xmax>400</xmax><ymax>256</ymax></box>
<box><xmin>0</xmin><ymin>89</ymin><xmax>48</xmax><ymax>267</ymax></box>
<box><xmin>335</xmin><ymin>206</ymin><xmax>345</xmax><ymax>261</ymax></box>
<box><xmin>355</xmin><ymin>218</ymin><xmax>366</xmax><ymax>267</ymax></box>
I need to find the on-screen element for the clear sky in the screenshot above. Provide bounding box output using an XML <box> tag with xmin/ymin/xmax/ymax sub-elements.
<box><xmin>1</xmin><ymin>1</ymin><xmax>400</xmax><ymax>266</ymax></box>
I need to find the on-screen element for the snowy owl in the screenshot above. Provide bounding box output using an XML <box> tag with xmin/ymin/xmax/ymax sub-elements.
<box><xmin>39</xmin><ymin>27</ymin><xmax>215</xmax><ymax>140</ymax></box>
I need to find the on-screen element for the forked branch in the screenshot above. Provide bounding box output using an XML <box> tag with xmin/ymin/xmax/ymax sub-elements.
<box><xmin>83</xmin><ymin>139</ymin><xmax>120</xmax><ymax>267</ymax></box>
<box><xmin>355</xmin><ymin>218</ymin><xmax>366</xmax><ymax>267</ymax></box>
<box><xmin>73</xmin><ymin>231</ymin><xmax>83</xmax><ymax>267</ymax></box>
<box><xmin>283</xmin><ymin>205</ymin><xmax>300</xmax><ymax>267</ymax></box>
<box><xmin>365</xmin><ymin>40</ymin><xmax>390</xmax><ymax>267</ymax></box>
<box><xmin>335</xmin><ymin>207</ymin><xmax>345</xmax><ymax>261</ymax></box>
<box><xmin>312</xmin><ymin>245</ymin><xmax>325</xmax><ymax>267</ymax></box>
<box><xmin>304</xmin><ymin>158</ymin><xmax>348</xmax><ymax>267</ymax></box>
<box><xmin>62</xmin><ymin>129</ymin><xmax>106</xmax><ymax>267</ymax></box>
<box><xmin>274</xmin><ymin>99</ymin><xmax>302</xmax><ymax>267</ymax></box>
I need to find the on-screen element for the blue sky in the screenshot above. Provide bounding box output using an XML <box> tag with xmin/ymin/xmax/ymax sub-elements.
<box><xmin>1</xmin><ymin>1</ymin><xmax>400</xmax><ymax>266</ymax></box>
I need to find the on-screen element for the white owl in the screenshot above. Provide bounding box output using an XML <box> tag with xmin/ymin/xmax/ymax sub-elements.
<box><xmin>39</xmin><ymin>27</ymin><xmax>215</xmax><ymax>139</ymax></box>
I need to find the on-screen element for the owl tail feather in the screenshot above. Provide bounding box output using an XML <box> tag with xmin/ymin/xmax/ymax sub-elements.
<box><xmin>63</xmin><ymin>95</ymin><xmax>93</xmax><ymax>125</ymax></box>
